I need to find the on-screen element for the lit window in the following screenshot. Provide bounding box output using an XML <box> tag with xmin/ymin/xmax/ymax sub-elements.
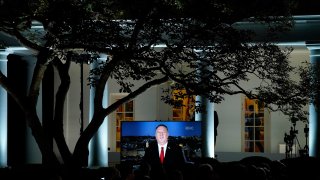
<box><xmin>172</xmin><ymin>90</ymin><xmax>195</xmax><ymax>121</ymax></box>
<box><xmin>116</xmin><ymin>100</ymin><xmax>134</xmax><ymax>152</ymax></box>
<box><xmin>244</xmin><ymin>97</ymin><xmax>265</xmax><ymax>152</ymax></box>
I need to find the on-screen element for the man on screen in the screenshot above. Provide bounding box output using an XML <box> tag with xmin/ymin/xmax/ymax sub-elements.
<box><xmin>142</xmin><ymin>124</ymin><xmax>186</xmax><ymax>180</ymax></box>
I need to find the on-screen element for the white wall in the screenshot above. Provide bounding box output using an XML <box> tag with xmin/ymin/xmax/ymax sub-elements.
<box><xmin>131</xmin><ymin>85</ymin><xmax>159</xmax><ymax>121</ymax></box>
<box><xmin>56</xmin><ymin>63</ymin><xmax>91</xmax><ymax>154</ymax></box>
<box><xmin>215</xmin><ymin>94</ymin><xmax>242</xmax><ymax>152</ymax></box>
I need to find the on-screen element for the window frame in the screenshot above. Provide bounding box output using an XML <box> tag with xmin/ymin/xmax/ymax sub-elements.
<box><xmin>242</xmin><ymin>96</ymin><xmax>270</xmax><ymax>153</ymax></box>
<box><xmin>111</xmin><ymin>93</ymin><xmax>134</xmax><ymax>152</ymax></box>
<box><xmin>172</xmin><ymin>89</ymin><xmax>195</xmax><ymax>121</ymax></box>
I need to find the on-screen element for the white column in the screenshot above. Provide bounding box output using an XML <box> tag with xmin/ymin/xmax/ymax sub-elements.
<box><xmin>24</xmin><ymin>55</ymin><xmax>42</xmax><ymax>164</ymax></box>
<box><xmin>195</xmin><ymin>96</ymin><xmax>215</xmax><ymax>158</ymax></box>
<box><xmin>5</xmin><ymin>48</ymin><xmax>41</xmax><ymax>165</ymax></box>
<box><xmin>89</xmin><ymin>54</ymin><xmax>109</xmax><ymax>167</ymax></box>
<box><xmin>307</xmin><ymin>44</ymin><xmax>320</xmax><ymax>157</ymax></box>
<box><xmin>0</xmin><ymin>49</ymin><xmax>8</xmax><ymax>167</ymax></box>
<box><xmin>194</xmin><ymin>51</ymin><xmax>216</xmax><ymax>158</ymax></box>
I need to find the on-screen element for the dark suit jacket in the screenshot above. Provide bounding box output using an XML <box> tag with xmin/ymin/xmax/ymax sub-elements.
<box><xmin>142</xmin><ymin>141</ymin><xmax>186</xmax><ymax>179</ymax></box>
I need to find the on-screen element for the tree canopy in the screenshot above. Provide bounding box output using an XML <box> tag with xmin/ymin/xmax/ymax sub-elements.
<box><xmin>0</xmin><ymin>0</ymin><xmax>312</xmax><ymax>169</ymax></box>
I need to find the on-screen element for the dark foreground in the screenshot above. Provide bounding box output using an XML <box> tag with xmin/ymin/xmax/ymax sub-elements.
<box><xmin>0</xmin><ymin>156</ymin><xmax>319</xmax><ymax>180</ymax></box>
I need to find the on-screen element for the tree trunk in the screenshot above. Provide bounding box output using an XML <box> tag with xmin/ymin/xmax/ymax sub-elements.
<box><xmin>72</xmin><ymin>112</ymin><xmax>106</xmax><ymax>167</ymax></box>
<box><xmin>53</xmin><ymin>60</ymin><xmax>73</xmax><ymax>164</ymax></box>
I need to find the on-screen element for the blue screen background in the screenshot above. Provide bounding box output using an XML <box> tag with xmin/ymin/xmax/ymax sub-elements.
<box><xmin>121</xmin><ymin>121</ymin><xmax>201</xmax><ymax>137</ymax></box>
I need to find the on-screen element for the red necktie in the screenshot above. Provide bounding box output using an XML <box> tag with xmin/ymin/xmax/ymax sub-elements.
<box><xmin>160</xmin><ymin>147</ymin><xmax>164</xmax><ymax>164</ymax></box>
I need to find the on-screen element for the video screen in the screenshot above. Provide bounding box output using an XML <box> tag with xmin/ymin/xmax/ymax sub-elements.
<box><xmin>120</xmin><ymin>121</ymin><xmax>202</xmax><ymax>165</ymax></box>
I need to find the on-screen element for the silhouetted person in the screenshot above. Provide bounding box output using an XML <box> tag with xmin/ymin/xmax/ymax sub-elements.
<box><xmin>196</xmin><ymin>163</ymin><xmax>214</xmax><ymax>180</ymax></box>
<box><xmin>214</xmin><ymin>111</ymin><xmax>219</xmax><ymax>146</ymax></box>
<box><xmin>134</xmin><ymin>162</ymin><xmax>151</xmax><ymax>180</ymax></box>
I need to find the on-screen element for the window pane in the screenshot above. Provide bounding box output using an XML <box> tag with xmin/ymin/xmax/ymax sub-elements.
<box><xmin>245</xmin><ymin>141</ymin><xmax>254</xmax><ymax>152</ymax></box>
<box><xmin>125</xmin><ymin>113</ymin><xmax>133</xmax><ymax>121</ymax></box>
<box><xmin>254</xmin><ymin>127</ymin><xmax>262</xmax><ymax>140</ymax></box>
<box><xmin>255</xmin><ymin>118</ymin><xmax>262</xmax><ymax>126</ymax></box>
<box><xmin>246</xmin><ymin>127</ymin><xmax>254</xmax><ymax>140</ymax></box>
<box><xmin>245</xmin><ymin>118</ymin><xmax>254</xmax><ymax>126</ymax></box>
<box><xmin>257</xmin><ymin>127</ymin><xmax>264</xmax><ymax>140</ymax></box>
<box><xmin>255</xmin><ymin>141</ymin><xmax>264</xmax><ymax>152</ymax></box>
<box><xmin>117</xmin><ymin>104</ymin><xmax>124</xmax><ymax>112</ymax></box>
<box><xmin>125</xmin><ymin>101</ymin><xmax>133</xmax><ymax>112</ymax></box>
<box><xmin>258</xmin><ymin>117</ymin><xmax>264</xmax><ymax>126</ymax></box>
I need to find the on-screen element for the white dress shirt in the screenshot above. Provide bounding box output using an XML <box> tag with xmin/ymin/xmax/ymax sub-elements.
<box><xmin>158</xmin><ymin>143</ymin><xmax>168</xmax><ymax>157</ymax></box>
